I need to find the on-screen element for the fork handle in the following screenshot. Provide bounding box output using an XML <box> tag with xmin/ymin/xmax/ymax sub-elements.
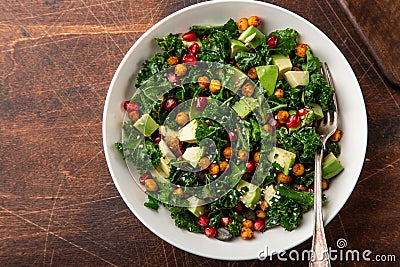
<box><xmin>310</xmin><ymin>148</ymin><xmax>331</xmax><ymax>267</ymax></box>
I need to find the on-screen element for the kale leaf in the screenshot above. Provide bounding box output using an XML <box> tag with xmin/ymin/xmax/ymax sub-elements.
<box><xmin>144</xmin><ymin>195</ymin><xmax>160</xmax><ymax>210</ymax></box>
<box><xmin>304</xmin><ymin>73</ymin><xmax>335</xmax><ymax>111</ymax></box>
<box><xmin>136</xmin><ymin>53</ymin><xmax>171</xmax><ymax>87</ymax></box>
<box><xmin>266</xmin><ymin>196</ymin><xmax>302</xmax><ymax>231</ymax></box>
<box><xmin>155</xmin><ymin>33</ymin><xmax>187</xmax><ymax>58</ymax></box>
<box><xmin>168</xmin><ymin>206</ymin><xmax>203</xmax><ymax>233</ymax></box>
<box><xmin>190</xmin><ymin>18</ymin><xmax>238</xmax><ymax>39</ymax></box>
<box><xmin>198</xmin><ymin>30</ymin><xmax>232</xmax><ymax>62</ymax></box>
<box><xmin>269</xmin><ymin>28</ymin><xmax>299</xmax><ymax>55</ymax></box>
<box><xmin>276</xmin><ymin>127</ymin><xmax>322</xmax><ymax>163</ymax></box>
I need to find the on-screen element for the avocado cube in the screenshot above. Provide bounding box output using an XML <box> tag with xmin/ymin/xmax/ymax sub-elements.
<box><xmin>232</xmin><ymin>97</ymin><xmax>259</xmax><ymax>119</ymax></box>
<box><xmin>284</xmin><ymin>71</ymin><xmax>309</xmax><ymax>88</ymax></box>
<box><xmin>238</xmin><ymin>26</ymin><xmax>266</xmax><ymax>49</ymax></box>
<box><xmin>267</xmin><ymin>147</ymin><xmax>296</xmax><ymax>175</ymax></box>
<box><xmin>229</xmin><ymin>39</ymin><xmax>248</xmax><ymax>58</ymax></box>
<box><xmin>256</xmin><ymin>65</ymin><xmax>279</xmax><ymax>96</ymax></box>
<box><xmin>236</xmin><ymin>180</ymin><xmax>261</xmax><ymax>210</ymax></box>
<box><xmin>133</xmin><ymin>114</ymin><xmax>159</xmax><ymax>137</ymax></box>
<box><xmin>271</xmin><ymin>54</ymin><xmax>292</xmax><ymax>77</ymax></box>
<box><xmin>322</xmin><ymin>152</ymin><xmax>344</xmax><ymax>179</ymax></box>
<box><xmin>187</xmin><ymin>196</ymin><xmax>206</xmax><ymax>217</ymax></box>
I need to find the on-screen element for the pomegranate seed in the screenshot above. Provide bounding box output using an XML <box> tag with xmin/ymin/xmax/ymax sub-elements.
<box><xmin>182</xmin><ymin>31</ymin><xmax>197</xmax><ymax>42</ymax></box>
<box><xmin>164</xmin><ymin>97</ymin><xmax>178</xmax><ymax>111</ymax></box>
<box><xmin>286</xmin><ymin>114</ymin><xmax>301</xmax><ymax>128</ymax></box>
<box><xmin>266</xmin><ymin>35</ymin><xmax>278</xmax><ymax>49</ymax></box>
<box><xmin>195</xmin><ymin>96</ymin><xmax>208</xmax><ymax>110</ymax></box>
<box><xmin>154</xmin><ymin>134</ymin><xmax>162</xmax><ymax>144</ymax></box>
<box><xmin>246</xmin><ymin>160</ymin><xmax>256</xmax><ymax>173</ymax></box>
<box><xmin>308</xmin><ymin>187</ymin><xmax>314</xmax><ymax>192</ymax></box>
<box><xmin>235</xmin><ymin>202</ymin><xmax>245</xmax><ymax>212</ymax></box>
<box><xmin>123</xmin><ymin>101</ymin><xmax>138</xmax><ymax>112</ymax></box>
<box><xmin>254</xmin><ymin>218</ymin><xmax>265</xmax><ymax>231</ymax></box>
<box><xmin>188</xmin><ymin>42</ymin><xmax>200</xmax><ymax>55</ymax></box>
<box><xmin>220</xmin><ymin>217</ymin><xmax>233</xmax><ymax>227</ymax></box>
<box><xmin>139</xmin><ymin>172</ymin><xmax>152</xmax><ymax>185</ymax></box>
<box><xmin>182</xmin><ymin>53</ymin><xmax>197</xmax><ymax>66</ymax></box>
<box><xmin>297</xmin><ymin>108</ymin><xmax>308</xmax><ymax>116</ymax></box>
<box><xmin>203</xmin><ymin>206</ymin><xmax>210</xmax><ymax>215</ymax></box>
<box><xmin>204</xmin><ymin>226</ymin><xmax>217</xmax><ymax>238</ymax></box>
<box><xmin>198</xmin><ymin>215</ymin><xmax>210</xmax><ymax>227</ymax></box>
<box><xmin>166</xmin><ymin>72</ymin><xmax>180</xmax><ymax>85</ymax></box>
<box><xmin>228</xmin><ymin>132</ymin><xmax>238</xmax><ymax>142</ymax></box>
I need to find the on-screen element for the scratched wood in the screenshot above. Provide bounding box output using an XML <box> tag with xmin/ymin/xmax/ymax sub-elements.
<box><xmin>0</xmin><ymin>0</ymin><xmax>399</xmax><ymax>266</ymax></box>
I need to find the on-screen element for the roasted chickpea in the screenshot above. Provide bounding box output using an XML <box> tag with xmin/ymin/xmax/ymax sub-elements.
<box><xmin>198</xmin><ymin>157</ymin><xmax>211</xmax><ymax>170</ymax></box>
<box><xmin>330</xmin><ymin>129</ymin><xmax>343</xmax><ymax>142</ymax></box>
<box><xmin>144</xmin><ymin>179</ymin><xmax>158</xmax><ymax>192</ymax></box>
<box><xmin>223</xmin><ymin>147</ymin><xmax>233</xmax><ymax>159</ymax></box>
<box><xmin>296</xmin><ymin>43</ymin><xmax>311</xmax><ymax>58</ymax></box>
<box><xmin>174</xmin><ymin>63</ymin><xmax>187</xmax><ymax>77</ymax></box>
<box><xmin>175</xmin><ymin>112</ymin><xmax>189</xmax><ymax>126</ymax></box>
<box><xmin>262</xmin><ymin>124</ymin><xmax>273</xmax><ymax>133</ymax></box>
<box><xmin>293</xmin><ymin>184</ymin><xmax>308</xmax><ymax>191</ymax></box>
<box><xmin>219</xmin><ymin>160</ymin><xmax>229</xmax><ymax>172</ymax></box>
<box><xmin>277</xmin><ymin>110</ymin><xmax>290</xmax><ymax>124</ymax></box>
<box><xmin>322</xmin><ymin>179</ymin><xmax>329</xmax><ymax>191</ymax></box>
<box><xmin>241</xmin><ymin>82</ymin><xmax>255</xmax><ymax>97</ymax></box>
<box><xmin>253</xmin><ymin>151</ymin><xmax>261</xmax><ymax>163</ymax></box>
<box><xmin>209</xmin><ymin>79</ymin><xmax>222</xmax><ymax>93</ymax></box>
<box><xmin>197</xmin><ymin>75</ymin><xmax>210</xmax><ymax>89</ymax></box>
<box><xmin>292</xmin><ymin>163</ymin><xmax>305</xmax><ymax>176</ymax></box>
<box><xmin>167</xmin><ymin>137</ymin><xmax>181</xmax><ymax>152</ymax></box>
<box><xmin>256</xmin><ymin>210</ymin><xmax>266</xmax><ymax>219</ymax></box>
<box><xmin>237</xmin><ymin>149</ymin><xmax>249</xmax><ymax>162</ymax></box>
<box><xmin>209</xmin><ymin>163</ymin><xmax>220</xmax><ymax>175</ymax></box>
<box><xmin>292</xmin><ymin>66</ymin><xmax>301</xmax><ymax>71</ymax></box>
<box><xmin>242</xmin><ymin>219</ymin><xmax>254</xmax><ymax>229</ymax></box>
<box><xmin>277</xmin><ymin>172</ymin><xmax>292</xmax><ymax>184</ymax></box>
<box><xmin>167</xmin><ymin>56</ymin><xmax>179</xmax><ymax>65</ymax></box>
<box><xmin>240</xmin><ymin>227</ymin><xmax>254</xmax><ymax>240</ymax></box>
<box><xmin>247</xmin><ymin>16</ymin><xmax>261</xmax><ymax>27</ymax></box>
<box><xmin>260</xmin><ymin>201</ymin><xmax>268</xmax><ymax>211</ymax></box>
<box><xmin>237</xmin><ymin>18</ymin><xmax>249</xmax><ymax>31</ymax></box>
<box><xmin>128</xmin><ymin>110</ymin><xmax>140</xmax><ymax>122</ymax></box>
<box><xmin>274</xmin><ymin>88</ymin><xmax>284</xmax><ymax>98</ymax></box>
<box><xmin>247</xmin><ymin>67</ymin><xmax>258</xmax><ymax>79</ymax></box>
<box><xmin>173</xmin><ymin>187</ymin><xmax>184</xmax><ymax>197</ymax></box>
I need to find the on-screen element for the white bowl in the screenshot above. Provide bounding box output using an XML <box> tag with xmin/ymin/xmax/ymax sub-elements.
<box><xmin>102</xmin><ymin>0</ymin><xmax>367</xmax><ymax>260</ymax></box>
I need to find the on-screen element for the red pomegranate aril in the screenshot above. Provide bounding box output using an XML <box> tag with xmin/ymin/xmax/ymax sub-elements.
<box><xmin>228</xmin><ymin>132</ymin><xmax>238</xmax><ymax>142</ymax></box>
<box><xmin>195</xmin><ymin>96</ymin><xmax>208</xmax><ymax>110</ymax></box>
<box><xmin>182</xmin><ymin>53</ymin><xmax>197</xmax><ymax>66</ymax></box>
<box><xmin>123</xmin><ymin>101</ymin><xmax>138</xmax><ymax>112</ymax></box>
<box><xmin>154</xmin><ymin>134</ymin><xmax>162</xmax><ymax>144</ymax></box>
<box><xmin>235</xmin><ymin>202</ymin><xmax>245</xmax><ymax>212</ymax></box>
<box><xmin>246</xmin><ymin>160</ymin><xmax>257</xmax><ymax>173</ymax></box>
<box><xmin>254</xmin><ymin>218</ymin><xmax>265</xmax><ymax>231</ymax></box>
<box><xmin>266</xmin><ymin>35</ymin><xmax>278</xmax><ymax>49</ymax></box>
<box><xmin>139</xmin><ymin>172</ymin><xmax>152</xmax><ymax>185</ymax></box>
<box><xmin>204</xmin><ymin>226</ymin><xmax>217</xmax><ymax>238</ymax></box>
<box><xmin>297</xmin><ymin>108</ymin><xmax>308</xmax><ymax>116</ymax></box>
<box><xmin>203</xmin><ymin>206</ymin><xmax>210</xmax><ymax>215</ymax></box>
<box><xmin>198</xmin><ymin>215</ymin><xmax>210</xmax><ymax>227</ymax></box>
<box><xmin>182</xmin><ymin>31</ymin><xmax>197</xmax><ymax>42</ymax></box>
<box><xmin>220</xmin><ymin>217</ymin><xmax>233</xmax><ymax>227</ymax></box>
<box><xmin>164</xmin><ymin>97</ymin><xmax>178</xmax><ymax>111</ymax></box>
<box><xmin>188</xmin><ymin>42</ymin><xmax>200</xmax><ymax>55</ymax></box>
<box><xmin>166</xmin><ymin>72</ymin><xmax>180</xmax><ymax>85</ymax></box>
<box><xmin>286</xmin><ymin>114</ymin><xmax>301</xmax><ymax>128</ymax></box>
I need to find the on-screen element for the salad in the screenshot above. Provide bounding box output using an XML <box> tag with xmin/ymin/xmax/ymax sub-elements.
<box><xmin>116</xmin><ymin>16</ymin><xmax>344</xmax><ymax>241</ymax></box>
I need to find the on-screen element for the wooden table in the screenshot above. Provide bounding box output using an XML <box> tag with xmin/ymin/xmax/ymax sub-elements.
<box><xmin>1</xmin><ymin>0</ymin><xmax>399</xmax><ymax>266</ymax></box>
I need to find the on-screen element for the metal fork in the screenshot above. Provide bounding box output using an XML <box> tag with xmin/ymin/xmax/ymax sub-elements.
<box><xmin>309</xmin><ymin>63</ymin><xmax>338</xmax><ymax>267</ymax></box>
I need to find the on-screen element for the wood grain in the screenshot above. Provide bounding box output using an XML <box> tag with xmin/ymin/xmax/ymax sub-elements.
<box><xmin>0</xmin><ymin>0</ymin><xmax>399</xmax><ymax>266</ymax></box>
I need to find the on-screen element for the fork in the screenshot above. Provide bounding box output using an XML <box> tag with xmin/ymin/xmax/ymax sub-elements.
<box><xmin>309</xmin><ymin>63</ymin><xmax>338</xmax><ymax>267</ymax></box>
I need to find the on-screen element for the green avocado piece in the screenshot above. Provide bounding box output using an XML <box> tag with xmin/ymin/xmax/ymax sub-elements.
<box><xmin>284</xmin><ymin>71</ymin><xmax>309</xmax><ymax>88</ymax></box>
<box><xmin>237</xmin><ymin>180</ymin><xmax>261</xmax><ymax>210</ymax></box>
<box><xmin>267</xmin><ymin>147</ymin><xmax>296</xmax><ymax>175</ymax></box>
<box><xmin>232</xmin><ymin>97</ymin><xmax>259</xmax><ymax>119</ymax></box>
<box><xmin>187</xmin><ymin>196</ymin><xmax>206</xmax><ymax>217</ymax></box>
<box><xmin>322</xmin><ymin>152</ymin><xmax>344</xmax><ymax>179</ymax></box>
<box><xmin>271</xmin><ymin>54</ymin><xmax>292</xmax><ymax>78</ymax></box>
<box><xmin>256</xmin><ymin>65</ymin><xmax>279</xmax><ymax>96</ymax></box>
<box><xmin>309</xmin><ymin>103</ymin><xmax>324</xmax><ymax>120</ymax></box>
<box><xmin>238</xmin><ymin>26</ymin><xmax>266</xmax><ymax>49</ymax></box>
<box><xmin>133</xmin><ymin>114</ymin><xmax>159</xmax><ymax>137</ymax></box>
<box><xmin>229</xmin><ymin>39</ymin><xmax>248</xmax><ymax>58</ymax></box>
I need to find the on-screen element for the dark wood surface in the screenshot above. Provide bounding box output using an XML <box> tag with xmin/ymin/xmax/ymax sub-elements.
<box><xmin>0</xmin><ymin>0</ymin><xmax>399</xmax><ymax>266</ymax></box>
